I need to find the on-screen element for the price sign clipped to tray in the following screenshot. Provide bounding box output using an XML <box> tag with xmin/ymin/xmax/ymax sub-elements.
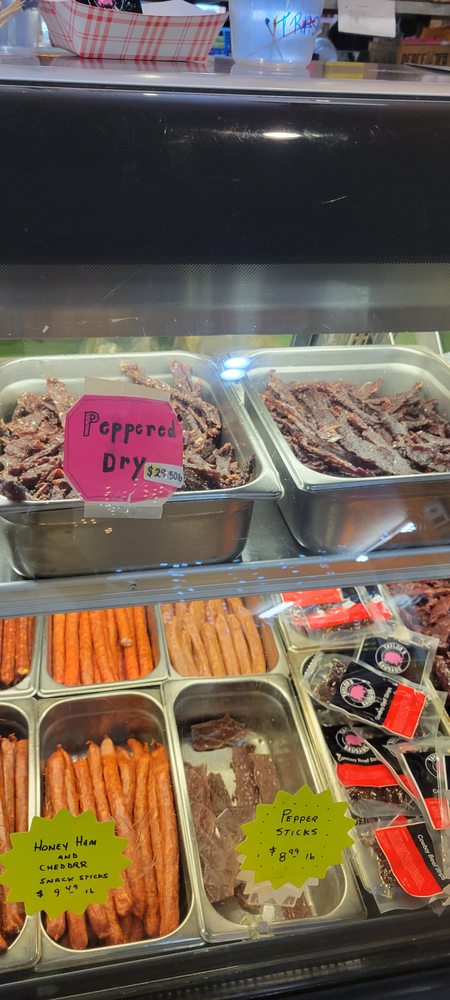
<box><xmin>236</xmin><ymin>786</ymin><xmax>355</xmax><ymax>906</ymax></box>
<box><xmin>0</xmin><ymin>809</ymin><xmax>131</xmax><ymax>918</ymax></box>
<box><xmin>64</xmin><ymin>378</ymin><xmax>184</xmax><ymax>518</ymax></box>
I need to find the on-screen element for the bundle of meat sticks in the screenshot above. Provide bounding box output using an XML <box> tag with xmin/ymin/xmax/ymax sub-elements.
<box><xmin>42</xmin><ymin>737</ymin><xmax>180</xmax><ymax>949</ymax></box>
<box><xmin>0</xmin><ymin>618</ymin><xmax>34</xmax><ymax>689</ymax></box>
<box><xmin>0</xmin><ymin>735</ymin><xmax>29</xmax><ymax>950</ymax></box>
<box><xmin>50</xmin><ymin>607</ymin><xmax>157</xmax><ymax>686</ymax></box>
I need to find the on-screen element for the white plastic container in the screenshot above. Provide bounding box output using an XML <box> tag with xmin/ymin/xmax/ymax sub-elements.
<box><xmin>229</xmin><ymin>0</ymin><xmax>323</xmax><ymax>66</ymax></box>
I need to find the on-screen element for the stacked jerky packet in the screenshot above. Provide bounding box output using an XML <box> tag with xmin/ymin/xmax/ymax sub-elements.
<box><xmin>42</xmin><ymin>737</ymin><xmax>180</xmax><ymax>949</ymax></box>
<box><xmin>302</xmin><ymin>646</ymin><xmax>450</xmax><ymax>914</ymax></box>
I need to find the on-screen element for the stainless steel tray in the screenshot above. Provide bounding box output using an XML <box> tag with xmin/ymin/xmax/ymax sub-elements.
<box><xmin>157</xmin><ymin>599</ymin><xmax>290</xmax><ymax>681</ymax></box>
<box><xmin>243</xmin><ymin>344</ymin><xmax>450</xmax><ymax>554</ymax></box>
<box><xmin>0</xmin><ymin>699</ymin><xmax>40</xmax><ymax>973</ymax></box>
<box><xmin>38</xmin><ymin>607</ymin><xmax>167</xmax><ymax>697</ymax></box>
<box><xmin>0</xmin><ymin>616</ymin><xmax>42</xmax><ymax>699</ymax></box>
<box><xmin>164</xmin><ymin>674</ymin><xmax>366</xmax><ymax>943</ymax></box>
<box><xmin>36</xmin><ymin>690</ymin><xmax>201</xmax><ymax>970</ymax></box>
<box><xmin>0</xmin><ymin>352</ymin><xmax>281</xmax><ymax>579</ymax></box>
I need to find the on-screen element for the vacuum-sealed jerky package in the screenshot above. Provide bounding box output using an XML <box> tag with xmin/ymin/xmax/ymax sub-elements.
<box><xmin>357</xmin><ymin>630</ymin><xmax>438</xmax><ymax>687</ymax></box>
<box><xmin>303</xmin><ymin>652</ymin><xmax>444</xmax><ymax>739</ymax></box>
<box><xmin>279</xmin><ymin>586</ymin><xmax>389</xmax><ymax>649</ymax></box>
<box><xmin>394</xmin><ymin>740</ymin><xmax>450</xmax><ymax>831</ymax></box>
<box><xmin>321</xmin><ymin>723</ymin><xmax>416</xmax><ymax>818</ymax></box>
<box><xmin>360</xmin><ymin>585</ymin><xmax>401</xmax><ymax>629</ymax></box>
<box><xmin>359</xmin><ymin>731</ymin><xmax>419</xmax><ymax>800</ymax></box>
<box><xmin>355</xmin><ymin>817</ymin><xmax>450</xmax><ymax>913</ymax></box>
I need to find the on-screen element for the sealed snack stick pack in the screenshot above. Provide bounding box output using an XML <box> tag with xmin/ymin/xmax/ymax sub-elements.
<box><xmin>357</xmin><ymin>630</ymin><xmax>438</xmax><ymax>687</ymax></box>
<box><xmin>358</xmin><ymin>731</ymin><xmax>419</xmax><ymax>800</ymax></box>
<box><xmin>303</xmin><ymin>652</ymin><xmax>444</xmax><ymax>739</ymax></box>
<box><xmin>279</xmin><ymin>586</ymin><xmax>390</xmax><ymax>649</ymax></box>
<box><xmin>321</xmin><ymin>721</ymin><xmax>416</xmax><ymax>818</ymax></box>
<box><xmin>355</xmin><ymin>817</ymin><xmax>450</xmax><ymax>914</ymax></box>
<box><xmin>394</xmin><ymin>740</ymin><xmax>450</xmax><ymax>831</ymax></box>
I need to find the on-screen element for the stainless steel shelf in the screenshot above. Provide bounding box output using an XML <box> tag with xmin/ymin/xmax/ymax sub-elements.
<box><xmin>1</xmin><ymin>502</ymin><xmax>450</xmax><ymax>616</ymax></box>
<box><xmin>325</xmin><ymin>1</ymin><xmax>450</xmax><ymax>14</ymax></box>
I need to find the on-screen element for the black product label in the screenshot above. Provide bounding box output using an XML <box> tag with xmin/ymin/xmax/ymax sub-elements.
<box><xmin>404</xmin><ymin>749</ymin><xmax>450</xmax><ymax>829</ymax></box>
<box><xmin>375</xmin><ymin>822</ymin><xmax>447</xmax><ymax>897</ymax></box>
<box><xmin>329</xmin><ymin>661</ymin><xmax>426</xmax><ymax>738</ymax></box>
<box><xmin>322</xmin><ymin>725</ymin><xmax>397</xmax><ymax>788</ymax></box>
<box><xmin>365</xmin><ymin>734</ymin><xmax>418</xmax><ymax>798</ymax></box>
<box><xmin>359</xmin><ymin>635</ymin><xmax>428</xmax><ymax>684</ymax></box>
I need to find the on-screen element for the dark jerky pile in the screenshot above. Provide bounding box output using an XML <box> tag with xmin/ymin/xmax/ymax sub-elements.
<box><xmin>315</xmin><ymin>658</ymin><xmax>347</xmax><ymax>704</ymax></box>
<box><xmin>186</xmin><ymin>717</ymin><xmax>282</xmax><ymax>908</ymax></box>
<box><xmin>261</xmin><ymin>371</ymin><xmax>450</xmax><ymax>479</ymax></box>
<box><xmin>0</xmin><ymin>360</ymin><xmax>254</xmax><ymax>502</ymax></box>
<box><xmin>0</xmin><ymin>377</ymin><xmax>76</xmax><ymax>500</ymax></box>
<box><xmin>389</xmin><ymin>579</ymin><xmax>450</xmax><ymax>700</ymax></box>
<box><xmin>122</xmin><ymin>361</ymin><xmax>255</xmax><ymax>490</ymax></box>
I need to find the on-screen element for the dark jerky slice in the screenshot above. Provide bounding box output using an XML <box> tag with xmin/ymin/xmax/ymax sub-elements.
<box><xmin>197</xmin><ymin>829</ymin><xmax>239</xmax><ymax>903</ymax></box>
<box><xmin>315</xmin><ymin>659</ymin><xmax>347</xmax><ymax>704</ymax></box>
<box><xmin>232</xmin><ymin>746</ymin><xmax>258</xmax><ymax>808</ymax></box>
<box><xmin>360</xmin><ymin>830</ymin><xmax>398</xmax><ymax>891</ymax></box>
<box><xmin>216</xmin><ymin>806</ymin><xmax>255</xmax><ymax>846</ymax></box>
<box><xmin>208</xmin><ymin>772</ymin><xmax>232</xmax><ymax>815</ymax></box>
<box><xmin>346</xmin><ymin>785</ymin><xmax>411</xmax><ymax>807</ymax></box>
<box><xmin>250</xmin><ymin>754</ymin><xmax>280</xmax><ymax>805</ymax></box>
<box><xmin>191</xmin><ymin>715</ymin><xmax>247</xmax><ymax>752</ymax></box>
<box><xmin>185</xmin><ymin>763</ymin><xmax>217</xmax><ymax>838</ymax></box>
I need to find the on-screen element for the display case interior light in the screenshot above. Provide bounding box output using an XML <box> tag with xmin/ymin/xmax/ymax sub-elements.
<box><xmin>223</xmin><ymin>357</ymin><xmax>251</xmax><ymax>369</ymax></box>
<box><xmin>220</xmin><ymin>368</ymin><xmax>246</xmax><ymax>381</ymax></box>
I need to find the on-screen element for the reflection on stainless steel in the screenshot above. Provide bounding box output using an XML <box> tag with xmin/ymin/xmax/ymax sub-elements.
<box><xmin>244</xmin><ymin>345</ymin><xmax>450</xmax><ymax>554</ymax></box>
<box><xmin>164</xmin><ymin>674</ymin><xmax>365</xmax><ymax>942</ymax></box>
<box><xmin>0</xmin><ymin>353</ymin><xmax>280</xmax><ymax>579</ymax></box>
<box><xmin>36</xmin><ymin>691</ymin><xmax>200</xmax><ymax>971</ymax></box>
<box><xmin>0</xmin><ymin>699</ymin><xmax>39</xmax><ymax>973</ymax></box>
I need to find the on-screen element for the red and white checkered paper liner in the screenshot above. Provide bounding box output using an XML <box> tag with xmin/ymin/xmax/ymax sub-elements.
<box><xmin>39</xmin><ymin>0</ymin><xmax>227</xmax><ymax>60</ymax></box>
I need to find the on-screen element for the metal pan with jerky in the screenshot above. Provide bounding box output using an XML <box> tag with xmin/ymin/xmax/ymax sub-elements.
<box><xmin>36</xmin><ymin>692</ymin><xmax>199</xmax><ymax>970</ymax></box>
<box><xmin>39</xmin><ymin>605</ymin><xmax>166</xmax><ymax>697</ymax></box>
<box><xmin>159</xmin><ymin>596</ymin><xmax>289</xmax><ymax>679</ymax></box>
<box><xmin>0</xmin><ymin>700</ymin><xmax>39</xmax><ymax>972</ymax></box>
<box><xmin>164</xmin><ymin>676</ymin><xmax>365</xmax><ymax>943</ymax></box>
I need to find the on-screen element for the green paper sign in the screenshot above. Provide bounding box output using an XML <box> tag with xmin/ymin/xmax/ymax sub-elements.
<box><xmin>236</xmin><ymin>786</ymin><xmax>355</xmax><ymax>890</ymax></box>
<box><xmin>0</xmin><ymin>809</ymin><xmax>131</xmax><ymax>918</ymax></box>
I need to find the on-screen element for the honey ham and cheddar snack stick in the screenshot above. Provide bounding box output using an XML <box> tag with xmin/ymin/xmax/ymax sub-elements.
<box><xmin>49</xmin><ymin>606</ymin><xmax>157</xmax><ymax>687</ymax></box>
<box><xmin>41</xmin><ymin>736</ymin><xmax>181</xmax><ymax>951</ymax></box>
<box><xmin>0</xmin><ymin>734</ymin><xmax>28</xmax><ymax>950</ymax></box>
<box><xmin>0</xmin><ymin>616</ymin><xmax>34</xmax><ymax>689</ymax></box>
<box><xmin>161</xmin><ymin>597</ymin><xmax>275</xmax><ymax>677</ymax></box>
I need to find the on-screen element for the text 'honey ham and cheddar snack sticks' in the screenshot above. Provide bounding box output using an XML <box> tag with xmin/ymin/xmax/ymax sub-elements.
<box><xmin>0</xmin><ymin>618</ymin><xmax>34</xmax><ymax>689</ymax></box>
<box><xmin>50</xmin><ymin>607</ymin><xmax>157</xmax><ymax>687</ymax></box>
<box><xmin>42</xmin><ymin>737</ymin><xmax>180</xmax><ymax>950</ymax></box>
<box><xmin>161</xmin><ymin>596</ymin><xmax>278</xmax><ymax>677</ymax></box>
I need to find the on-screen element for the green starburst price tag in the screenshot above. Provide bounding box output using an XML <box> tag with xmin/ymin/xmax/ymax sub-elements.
<box><xmin>236</xmin><ymin>786</ymin><xmax>355</xmax><ymax>891</ymax></box>
<box><xmin>0</xmin><ymin>809</ymin><xmax>131</xmax><ymax>918</ymax></box>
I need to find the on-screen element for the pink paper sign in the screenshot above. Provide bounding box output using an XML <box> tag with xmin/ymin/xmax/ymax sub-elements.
<box><xmin>64</xmin><ymin>389</ymin><xmax>184</xmax><ymax>504</ymax></box>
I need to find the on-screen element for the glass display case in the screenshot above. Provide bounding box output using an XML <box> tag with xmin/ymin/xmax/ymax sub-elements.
<box><xmin>1</xmin><ymin>55</ymin><xmax>450</xmax><ymax>999</ymax></box>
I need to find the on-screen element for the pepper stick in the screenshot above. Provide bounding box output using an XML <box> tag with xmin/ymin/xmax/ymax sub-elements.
<box><xmin>116</xmin><ymin>747</ymin><xmax>136</xmax><ymax>818</ymax></box>
<box><xmin>64</xmin><ymin>613</ymin><xmax>81</xmax><ymax>686</ymax></box>
<box><xmin>149</xmin><ymin>746</ymin><xmax>179</xmax><ymax>936</ymax></box>
<box><xmin>114</xmin><ymin>609</ymin><xmax>139</xmax><ymax>680</ymax></box>
<box><xmin>73</xmin><ymin>758</ymin><xmax>121</xmax><ymax>944</ymax></box>
<box><xmin>42</xmin><ymin>750</ymin><xmax>67</xmax><ymax>942</ymax></box>
<box><xmin>1</xmin><ymin>738</ymin><xmax>15</xmax><ymax>835</ymax></box>
<box><xmin>1</xmin><ymin>620</ymin><xmax>16</xmax><ymax>688</ymax></box>
<box><xmin>58</xmin><ymin>749</ymin><xmax>89</xmax><ymax>950</ymax></box>
<box><xmin>15</xmin><ymin>619</ymin><xmax>30</xmax><ymax>680</ymax></box>
<box><xmin>14</xmin><ymin>740</ymin><xmax>28</xmax><ymax>834</ymax></box>
<box><xmin>100</xmin><ymin>737</ymin><xmax>147</xmax><ymax>920</ymax></box>
<box><xmin>52</xmin><ymin>614</ymin><xmax>66</xmax><ymax>684</ymax></box>
<box><xmin>0</xmin><ymin>744</ymin><xmax>23</xmax><ymax>936</ymax></box>
<box><xmin>134</xmin><ymin>752</ymin><xmax>159</xmax><ymax>937</ymax></box>
<box><xmin>106</xmin><ymin>610</ymin><xmax>120</xmax><ymax>676</ymax></box>
<box><xmin>89</xmin><ymin>612</ymin><xmax>117</xmax><ymax>684</ymax></box>
<box><xmin>86</xmin><ymin>743</ymin><xmax>132</xmax><ymax>918</ymax></box>
<box><xmin>133</xmin><ymin>607</ymin><xmax>153</xmax><ymax>677</ymax></box>
<box><xmin>79</xmin><ymin>613</ymin><xmax>94</xmax><ymax>686</ymax></box>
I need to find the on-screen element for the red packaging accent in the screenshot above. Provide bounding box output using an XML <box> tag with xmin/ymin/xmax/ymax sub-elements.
<box><xmin>399</xmin><ymin>774</ymin><xmax>419</xmax><ymax>798</ymax></box>
<box><xmin>337</xmin><ymin>762</ymin><xmax>398</xmax><ymax>788</ymax></box>
<box><xmin>383</xmin><ymin>684</ymin><xmax>427</xmax><ymax>738</ymax></box>
<box><xmin>424</xmin><ymin>797</ymin><xmax>450</xmax><ymax>831</ymax></box>
<box><xmin>303</xmin><ymin>603</ymin><xmax>369</xmax><ymax>629</ymax></box>
<box><xmin>366</xmin><ymin>598</ymin><xmax>392</xmax><ymax>620</ymax></box>
<box><xmin>282</xmin><ymin>588</ymin><xmax>342</xmax><ymax>608</ymax></box>
<box><xmin>375</xmin><ymin>825</ymin><xmax>443</xmax><ymax>897</ymax></box>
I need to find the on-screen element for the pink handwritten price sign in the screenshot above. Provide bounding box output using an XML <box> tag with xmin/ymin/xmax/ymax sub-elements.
<box><xmin>64</xmin><ymin>379</ymin><xmax>184</xmax><ymax>507</ymax></box>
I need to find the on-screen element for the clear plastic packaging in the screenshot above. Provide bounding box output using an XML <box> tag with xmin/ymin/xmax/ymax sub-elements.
<box><xmin>394</xmin><ymin>740</ymin><xmax>450</xmax><ymax>831</ymax></box>
<box><xmin>357</xmin><ymin>731</ymin><xmax>419</xmax><ymax>800</ymax></box>
<box><xmin>303</xmin><ymin>652</ymin><xmax>444</xmax><ymax>739</ymax></box>
<box><xmin>355</xmin><ymin>817</ymin><xmax>450</xmax><ymax>913</ymax></box>
<box><xmin>357</xmin><ymin>629</ymin><xmax>438</xmax><ymax>687</ymax></box>
<box><xmin>321</xmin><ymin>721</ymin><xmax>417</xmax><ymax>818</ymax></box>
<box><xmin>280</xmin><ymin>586</ymin><xmax>390</xmax><ymax>648</ymax></box>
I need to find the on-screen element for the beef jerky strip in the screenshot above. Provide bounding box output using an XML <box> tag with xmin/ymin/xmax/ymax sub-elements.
<box><xmin>208</xmin><ymin>772</ymin><xmax>233</xmax><ymax>816</ymax></box>
<box><xmin>231</xmin><ymin>746</ymin><xmax>258</xmax><ymax>808</ymax></box>
<box><xmin>191</xmin><ymin>715</ymin><xmax>246</xmax><ymax>752</ymax></box>
<box><xmin>250</xmin><ymin>754</ymin><xmax>280</xmax><ymax>805</ymax></box>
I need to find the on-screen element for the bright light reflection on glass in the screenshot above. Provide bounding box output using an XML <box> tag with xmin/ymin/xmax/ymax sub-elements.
<box><xmin>355</xmin><ymin>554</ymin><xmax>369</xmax><ymax>563</ymax></box>
<box><xmin>400</xmin><ymin>521</ymin><xmax>416</xmax><ymax>534</ymax></box>
<box><xmin>223</xmin><ymin>357</ymin><xmax>250</xmax><ymax>369</ymax></box>
<box><xmin>263</xmin><ymin>131</ymin><xmax>302</xmax><ymax>140</ymax></box>
<box><xmin>221</xmin><ymin>368</ymin><xmax>246</xmax><ymax>381</ymax></box>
